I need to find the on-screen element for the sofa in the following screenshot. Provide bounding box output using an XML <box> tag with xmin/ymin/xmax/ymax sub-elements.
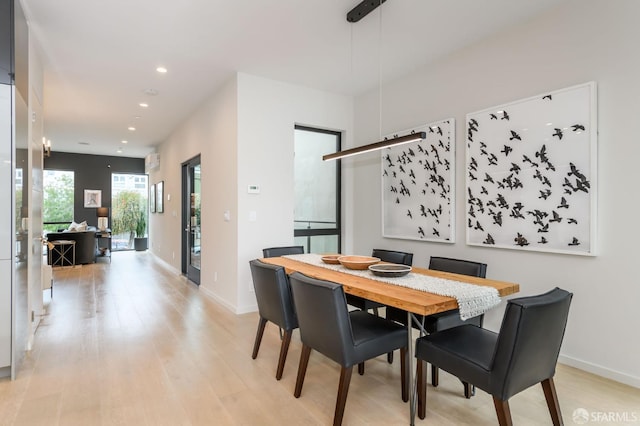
<box><xmin>46</xmin><ymin>227</ymin><xmax>97</xmax><ymax>265</ymax></box>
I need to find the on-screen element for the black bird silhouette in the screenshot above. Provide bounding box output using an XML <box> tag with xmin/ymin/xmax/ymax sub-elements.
<box><xmin>480</xmin><ymin>141</ymin><xmax>487</xmax><ymax>149</ymax></box>
<box><xmin>483</xmin><ymin>234</ymin><xmax>495</xmax><ymax>245</ymax></box>
<box><xmin>575</xmin><ymin>179</ymin><xmax>590</xmax><ymax>193</ymax></box>
<box><xmin>481</xmin><ymin>186</ymin><xmax>489</xmax><ymax>195</ymax></box>
<box><xmin>407</xmin><ymin>147</ymin><xmax>415</xmax><ymax>157</ymax></box>
<box><xmin>420</xmin><ymin>205</ymin><xmax>427</xmax><ymax>217</ymax></box>
<box><xmin>537</xmin><ymin>223</ymin><xmax>549</xmax><ymax>233</ymax></box>
<box><xmin>436</xmin><ymin>127</ymin><xmax>443</xmax><ymax>136</ymax></box>
<box><xmin>383</xmin><ymin>169</ymin><xmax>388</xmax><ymax>176</ymax></box>
<box><xmin>522</xmin><ymin>155</ymin><xmax>539</xmax><ymax>167</ymax></box>
<box><xmin>549</xmin><ymin>211</ymin><xmax>562</xmax><ymax>223</ymax></box>
<box><xmin>539</xmin><ymin>189</ymin><xmax>552</xmax><ymax>200</ymax></box>
<box><xmin>538</xmin><ymin>237</ymin><xmax>548</xmax><ymax>244</ymax></box>
<box><xmin>571</xmin><ymin>124</ymin><xmax>585</xmax><ymax>132</ymax></box>
<box><xmin>535</xmin><ymin>145</ymin><xmax>549</xmax><ymax>163</ymax></box>
<box><xmin>392</xmin><ymin>171</ymin><xmax>397</xmax><ymax>178</ymax></box>
<box><xmin>468</xmin><ymin>205</ymin><xmax>476</xmax><ymax>218</ymax></box>
<box><xmin>568</xmin><ymin>163</ymin><xmax>587</xmax><ymax>182</ymax></box>
<box><xmin>433</xmin><ymin>228</ymin><xmax>440</xmax><ymax>237</ymax></box>
<box><xmin>438</xmin><ymin>140</ymin><xmax>445</xmax><ymax>149</ymax></box>
<box><xmin>501</xmin><ymin>145</ymin><xmax>513</xmax><ymax>156</ymax></box>
<box><xmin>514</xmin><ymin>233</ymin><xmax>529</xmax><ymax>246</ymax></box>
<box><xmin>390</xmin><ymin>186</ymin><xmax>398</xmax><ymax>193</ymax></box>
<box><xmin>469</xmin><ymin>156</ymin><xmax>478</xmax><ymax>171</ymax></box>
<box><xmin>490</xmin><ymin>113</ymin><xmax>498</xmax><ymax>120</ymax></box>
<box><xmin>568</xmin><ymin>218</ymin><xmax>578</xmax><ymax>224</ymax></box>
<box><xmin>407</xmin><ymin>210</ymin><xmax>413</xmax><ymax>219</ymax></box>
<box><xmin>542</xmin><ymin>94</ymin><xmax>552</xmax><ymax>101</ymax></box>
<box><xmin>468</xmin><ymin>218</ymin><xmax>473</xmax><ymax>228</ymax></box>
<box><xmin>418</xmin><ymin>227</ymin><xmax>425</xmax><ymax>238</ymax></box>
<box><xmin>469</xmin><ymin>118</ymin><xmax>479</xmax><ymax>127</ymax></box>
<box><xmin>496</xmin><ymin>193</ymin><xmax>509</xmax><ymax>210</ymax></box>
<box><xmin>385</xmin><ymin>154</ymin><xmax>394</xmax><ymax>167</ymax></box>
<box><xmin>409</xmin><ymin>169</ymin><xmax>416</xmax><ymax>179</ymax></box>
<box><xmin>395</xmin><ymin>197</ymin><xmax>400</xmax><ymax>204</ymax></box>
<box><xmin>542</xmin><ymin>176</ymin><xmax>552</xmax><ymax>187</ymax></box>
<box><xmin>492</xmin><ymin>212</ymin><xmax>503</xmax><ymax>226</ymax></box>
<box><xmin>509</xmin><ymin>130</ymin><xmax>521</xmax><ymax>141</ymax></box>
<box><xmin>484</xmin><ymin>173</ymin><xmax>494</xmax><ymax>184</ymax></box>
<box><xmin>558</xmin><ymin>197</ymin><xmax>569</xmax><ymax>209</ymax></box>
<box><xmin>568</xmin><ymin>237</ymin><xmax>580</xmax><ymax>246</ymax></box>
<box><xmin>552</xmin><ymin>128</ymin><xmax>564</xmax><ymax>140</ymax></box>
<box><xmin>417</xmin><ymin>145</ymin><xmax>425</xmax><ymax>154</ymax></box>
<box><xmin>510</xmin><ymin>163</ymin><xmax>521</xmax><ymax>174</ymax></box>
<box><xmin>421</xmin><ymin>189</ymin><xmax>426</xmax><ymax>195</ymax></box>
<box><xmin>399</xmin><ymin>165</ymin><xmax>406</xmax><ymax>174</ymax></box>
<box><xmin>474</xmin><ymin>221</ymin><xmax>484</xmax><ymax>231</ymax></box>
<box><xmin>501</xmin><ymin>111</ymin><xmax>510</xmax><ymax>120</ymax></box>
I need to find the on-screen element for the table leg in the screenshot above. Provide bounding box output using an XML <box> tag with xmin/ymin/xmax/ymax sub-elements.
<box><xmin>408</xmin><ymin>311</ymin><xmax>415</xmax><ymax>425</ymax></box>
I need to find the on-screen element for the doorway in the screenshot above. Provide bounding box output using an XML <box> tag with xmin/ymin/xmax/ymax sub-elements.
<box><xmin>182</xmin><ymin>155</ymin><xmax>201</xmax><ymax>285</ymax></box>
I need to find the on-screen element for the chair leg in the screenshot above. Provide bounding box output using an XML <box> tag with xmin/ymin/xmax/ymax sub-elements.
<box><xmin>334</xmin><ymin>366</ymin><xmax>353</xmax><ymax>426</ymax></box>
<box><xmin>251</xmin><ymin>317</ymin><xmax>267</xmax><ymax>359</ymax></box>
<box><xmin>400</xmin><ymin>347</ymin><xmax>408</xmax><ymax>402</ymax></box>
<box><xmin>387</xmin><ymin>351</ymin><xmax>394</xmax><ymax>364</ymax></box>
<box><xmin>417</xmin><ymin>359</ymin><xmax>427</xmax><ymax>420</ymax></box>
<box><xmin>463</xmin><ymin>381</ymin><xmax>474</xmax><ymax>399</ymax></box>
<box><xmin>493</xmin><ymin>397</ymin><xmax>513</xmax><ymax>426</ymax></box>
<box><xmin>275</xmin><ymin>330</ymin><xmax>293</xmax><ymax>380</ymax></box>
<box><xmin>541</xmin><ymin>378</ymin><xmax>564</xmax><ymax>426</ymax></box>
<box><xmin>294</xmin><ymin>345</ymin><xmax>312</xmax><ymax>398</ymax></box>
<box><xmin>431</xmin><ymin>364</ymin><xmax>439</xmax><ymax>387</ymax></box>
<box><xmin>358</xmin><ymin>362</ymin><xmax>365</xmax><ymax>375</ymax></box>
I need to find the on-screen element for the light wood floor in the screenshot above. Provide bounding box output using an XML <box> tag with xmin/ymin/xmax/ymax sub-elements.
<box><xmin>1</xmin><ymin>251</ymin><xmax>638</xmax><ymax>425</ymax></box>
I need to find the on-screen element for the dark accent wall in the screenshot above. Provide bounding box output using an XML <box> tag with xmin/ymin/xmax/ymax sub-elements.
<box><xmin>44</xmin><ymin>152</ymin><xmax>145</xmax><ymax>227</ymax></box>
<box><xmin>0</xmin><ymin>0</ymin><xmax>13</xmax><ymax>85</ymax></box>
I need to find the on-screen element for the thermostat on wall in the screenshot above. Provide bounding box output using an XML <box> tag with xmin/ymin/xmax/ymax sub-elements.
<box><xmin>248</xmin><ymin>184</ymin><xmax>260</xmax><ymax>194</ymax></box>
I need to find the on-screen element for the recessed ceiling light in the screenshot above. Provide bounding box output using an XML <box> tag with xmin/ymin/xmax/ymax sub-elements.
<box><xmin>156</xmin><ymin>66</ymin><xmax>168</xmax><ymax>73</ymax></box>
<box><xmin>78</xmin><ymin>141</ymin><xmax>90</xmax><ymax>145</ymax></box>
<box><xmin>128</xmin><ymin>127</ymin><xmax>136</xmax><ymax>131</ymax></box>
<box><xmin>117</xmin><ymin>148</ymin><xmax>123</xmax><ymax>153</ymax></box>
<box><xmin>134</xmin><ymin>115</ymin><xmax>141</xmax><ymax>119</ymax></box>
<box><xmin>121</xmin><ymin>140</ymin><xmax>128</xmax><ymax>144</ymax></box>
<box><xmin>139</xmin><ymin>103</ymin><xmax>149</xmax><ymax>108</ymax></box>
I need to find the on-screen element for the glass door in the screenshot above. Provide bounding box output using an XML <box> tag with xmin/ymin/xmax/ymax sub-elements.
<box><xmin>182</xmin><ymin>155</ymin><xmax>201</xmax><ymax>284</ymax></box>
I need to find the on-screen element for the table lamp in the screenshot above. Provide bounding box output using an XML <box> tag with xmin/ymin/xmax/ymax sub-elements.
<box><xmin>96</xmin><ymin>207</ymin><xmax>109</xmax><ymax>231</ymax></box>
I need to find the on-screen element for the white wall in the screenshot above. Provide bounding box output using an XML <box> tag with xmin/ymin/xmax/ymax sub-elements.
<box><xmin>151</xmin><ymin>76</ymin><xmax>239</xmax><ymax>309</ymax></box>
<box><xmin>351</xmin><ymin>0</ymin><xmax>640</xmax><ymax>387</ymax></box>
<box><xmin>153</xmin><ymin>72</ymin><xmax>353</xmax><ymax>314</ymax></box>
<box><xmin>236</xmin><ymin>73</ymin><xmax>353</xmax><ymax>313</ymax></box>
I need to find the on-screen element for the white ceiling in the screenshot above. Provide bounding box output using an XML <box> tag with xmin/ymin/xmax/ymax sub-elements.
<box><xmin>22</xmin><ymin>0</ymin><xmax>566</xmax><ymax>159</ymax></box>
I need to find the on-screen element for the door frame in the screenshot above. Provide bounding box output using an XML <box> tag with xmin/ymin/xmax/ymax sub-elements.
<box><xmin>181</xmin><ymin>154</ymin><xmax>201</xmax><ymax>285</ymax></box>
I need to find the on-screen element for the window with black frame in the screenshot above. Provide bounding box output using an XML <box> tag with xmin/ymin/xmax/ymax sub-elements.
<box><xmin>294</xmin><ymin>125</ymin><xmax>341</xmax><ymax>254</ymax></box>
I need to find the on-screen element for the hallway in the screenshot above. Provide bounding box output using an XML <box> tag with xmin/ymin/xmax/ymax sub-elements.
<box><xmin>0</xmin><ymin>252</ymin><xmax>638</xmax><ymax>425</ymax></box>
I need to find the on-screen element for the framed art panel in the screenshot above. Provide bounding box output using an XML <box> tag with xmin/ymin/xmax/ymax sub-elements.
<box><xmin>156</xmin><ymin>181</ymin><xmax>164</xmax><ymax>213</ymax></box>
<box><xmin>465</xmin><ymin>82</ymin><xmax>597</xmax><ymax>255</ymax></box>
<box><xmin>84</xmin><ymin>189</ymin><xmax>101</xmax><ymax>208</ymax></box>
<box><xmin>150</xmin><ymin>184</ymin><xmax>156</xmax><ymax>213</ymax></box>
<box><xmin>382</xmin><ymin>118</ymin><xmax>455</xmax><ymax>242</ymax></box>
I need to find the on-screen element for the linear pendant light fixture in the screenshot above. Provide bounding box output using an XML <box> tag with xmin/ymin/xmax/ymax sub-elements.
<box><xmin>323</xmin><ymin>0</ymin><xmax>426</xmax><ymax>161</ymax></box>
<box><xmin>323</xmin><ymin>132</ymin><xmax>426</xmax><ymax>161</ymax></box>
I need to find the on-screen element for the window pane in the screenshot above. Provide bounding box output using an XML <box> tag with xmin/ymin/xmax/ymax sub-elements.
<box><xmin>43</xmin><ymin>170</ymin><xmax>74</xmax><ymax>232</ymax></box>
<box><xmin>111</xmin><ymin>173</ymin><xmax>148</xmax><ymax>251</ymax></box>
<box><xmin>294</xmin><ymin>128</ymin><xmax>337</xmax><ymax>229</ymax></box>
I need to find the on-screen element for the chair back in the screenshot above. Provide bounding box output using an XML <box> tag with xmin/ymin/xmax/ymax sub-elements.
<box><xmin>429</xmin><ymin>256</ymin><xmax>487</xmax><ymax>278</ymax></box>
<box><xmin>289</xmin><ymin>272</ymin><xmax>354</xmax><ymax>365</ymax></box>
<box><xmin>262</xmin><ymin>246</ymin><xmax>304</xmax><ymax>258</ymax></box>
<box><xmin>249</xmin><ymin>260</ymin><xmax>298</xmax><ymax>331</ymax></box>
<box><xmin>490</xmin><ymin>287</ymin><xmax>573</xmax><ymax>400</ymax></box>
<box><xmin>372</xmin><ymin>249</ymin><xmax>413</xmax><ymax>266</ymax></box>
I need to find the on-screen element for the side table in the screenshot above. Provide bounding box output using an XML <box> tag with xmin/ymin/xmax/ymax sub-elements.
<box><xmin>95</xmin><ymin>230</ymin><xmax>112</xmax><ymax>263</ymax></box>
<box><xmin>48</xmin><ymin>240</ymin><xmax>76</xmax><ymax>267</ymax></box>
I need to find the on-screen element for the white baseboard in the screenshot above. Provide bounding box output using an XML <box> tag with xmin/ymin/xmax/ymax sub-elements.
<box><xmin>559</xmin><ymin>354</ymin><xmax>640</xmax><ymax>389</ymax></box>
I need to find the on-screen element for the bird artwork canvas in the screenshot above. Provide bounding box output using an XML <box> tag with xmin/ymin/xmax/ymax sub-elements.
<box><xmin>382</xmin><ymin>119</ymin><xmax>455</xmax><ymax>243</ymax></box>
<box><xmin>465</xmin><ymin>82</ymin><xmax>597</xmax><ymax>255</ymax></box>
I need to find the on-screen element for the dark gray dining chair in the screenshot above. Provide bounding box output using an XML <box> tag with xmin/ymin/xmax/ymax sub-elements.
<box><xmin>262</xmin><ymin>245</ymin><xmax>304</xmax><ymax>258</ymax></box>
<box><xmin>415</xmin><ymin>287</ymin><xmax>573</xmax><ymax>424</ymax></box>
<box><xmin>249</xmin><ymin>259</ymin><xmax>298</xmax><ymax>380</ymax></box>
<box><xmin>345</xmin><ymin>249</ymin><xmax>413</xmax><ymax>315</ymax></box>
<box><xmin>346</xmin><ymin>249</ymin><xmax>413</xmax><ymax>372</ymax></box>
<box><xmin>289</xmin><ymin>272</ymin><xmax>409</xmax><ymax>426</ymax></box>
<box><xmin>386</xmin><ymin>256</ymin><xmax>486</xmax><ymax>397</ymax></box>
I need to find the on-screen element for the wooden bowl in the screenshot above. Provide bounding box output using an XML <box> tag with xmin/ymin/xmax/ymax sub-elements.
<box><xmin>338</xmin><ymin>255</ymin><xmax>380</xmax><ymax>270</ymax></box>
<box><xmin>321</xmin><ymin>255</ymin><xmax>341</xmax><ymax>265</ymax></box>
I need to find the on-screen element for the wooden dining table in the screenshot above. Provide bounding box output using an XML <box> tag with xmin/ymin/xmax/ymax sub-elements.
<box><xmin>261</xmin><ymin>255</ymin><xmax>520</xmax><ymax>425</ymax></box>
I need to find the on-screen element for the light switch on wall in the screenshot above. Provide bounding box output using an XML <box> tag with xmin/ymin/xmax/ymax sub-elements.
<box><xmin>224</xmin><ymin>210</ymin><xmax>231</xmax><ymax>221</ymax></box>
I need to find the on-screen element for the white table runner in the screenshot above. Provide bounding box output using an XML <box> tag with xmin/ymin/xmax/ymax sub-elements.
<box><xmin>284</xmin><ymin>253</ymin><xmax>501</xmax><ymax>320</ymax></box>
